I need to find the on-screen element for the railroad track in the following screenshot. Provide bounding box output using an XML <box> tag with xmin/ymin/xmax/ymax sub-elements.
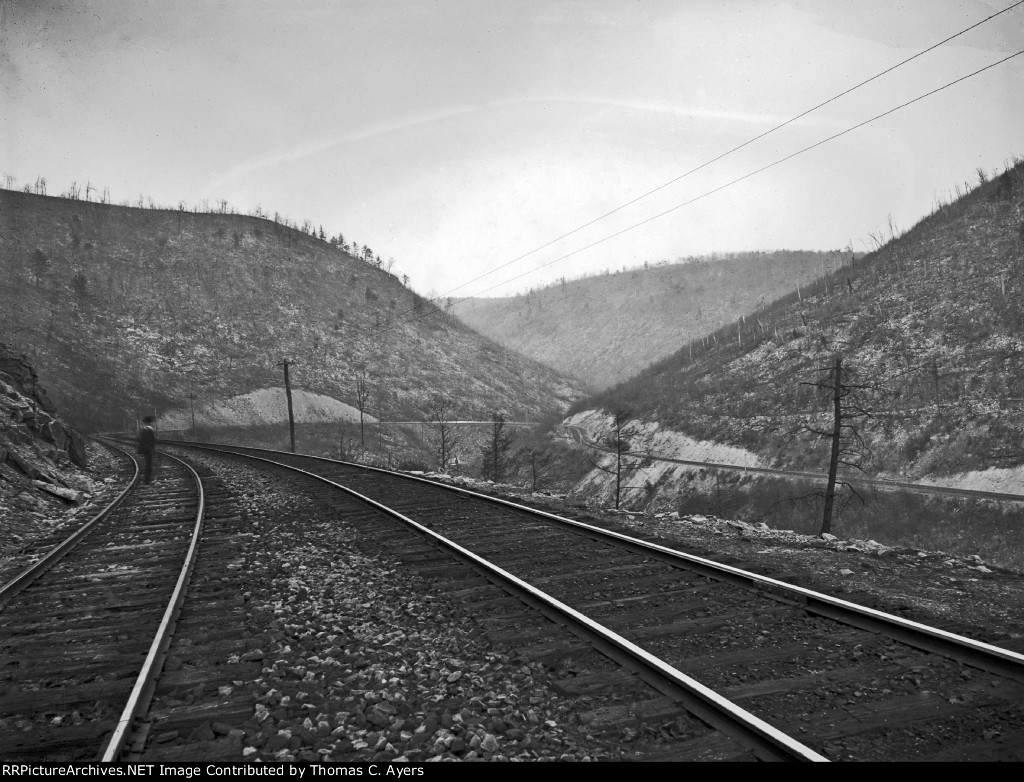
<box><xmin>0</xmin><ymin>442</ymin><xmax>253</xmax><ymax>762</ymax></box>
<box><xmin>166</xmin><ymin>442</ymin><xmax>1024</xmax><ymax>761</ymax></box>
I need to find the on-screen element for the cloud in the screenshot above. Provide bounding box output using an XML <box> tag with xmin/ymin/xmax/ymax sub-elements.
<box><xmin>541</xmin><ymin>95</ymin><xmax>841</xmax><ymax>128</ymax></box>
<box><xmin>204</xmin><ymin>103</ymin><xmax>483</xmax><ymax>195</ymax></box>
<box><xmin>205</xmin><ymin>94</ymin><xmax>837</xmax><ymax>195</ymax></box>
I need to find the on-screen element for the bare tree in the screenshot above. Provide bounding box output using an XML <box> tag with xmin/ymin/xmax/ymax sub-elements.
<box><xmin>480</xmin><ymin>411</ymin><xmax>515</xmax><ymax>483</ymax></box>
<box><xmin>528</xmin><ymin>448</ymin><xmax>557</xmax><ymax>491</ymax></box>
<box><xmin>374</xmin><ymin>380</ymin><xmax>395</xmax><ymax>454</ymax></box>
<box><xmin>797</xmin><ymin>356</ymin><xmax>874</xmax><ymax>535</ymax></box>
<box><xmin>426</xmin><ymin>393</ymin><xmax>461</xmax><ymax>472</ymax></box>
<box><xmin>587</xmin><ymin>407</ymin><xmax>633</xmax><ymax>509</ymax></box>
<box><xmin>354</xmin><ymin>364</ymin><xmax>371</xmax><ymax>450</ymax></box>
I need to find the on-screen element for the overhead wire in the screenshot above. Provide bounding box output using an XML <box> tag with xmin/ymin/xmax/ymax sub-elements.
<box><xmin>430</xmin><ymin>0</ymin><xmax>1024</xmax><ymax>303</ymax></box>
<box><xmin>368</xmin><ymin>0</ymin><xmax>1024</xmax><ymax>335</ymax></box>
<box><xmin>378</xmin><ymin>46</ymin><xmax>1022</xmax><ymax>335</ymax></box>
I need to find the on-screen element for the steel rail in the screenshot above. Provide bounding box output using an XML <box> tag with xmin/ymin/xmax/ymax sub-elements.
<box><xmin>99</xmin><ymin>448</ymin><xmax>207</xmax><ymax>762</ymax></box>
<box><xmin>0</xmin><ymin>441</ymin><xmax>140</xmax><ymax>610</ymax></box>
<box><xmin>167</xmin><ymin>443</ymin><xmax>826</xmax><ymax>761</ymax></box>
<box><xmin>180</xmin><ymin>441</ymin><xmax>1024</xmax><ymax>685</ymax></box>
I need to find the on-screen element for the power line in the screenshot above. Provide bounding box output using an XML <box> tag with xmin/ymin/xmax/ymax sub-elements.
<box><xmin>403</xmin><ymin>0</ymin><xmax>1024</xmax><ymax>310</ymax></box>
<box><xmin>458</xmin><ymin>49</ymin><xmax>1023</xmax><ymax>302</ymax></box>
<box><xmin>372</xmin><ymin>46</ymin><xmax>1022</xmax><ymax>340</ymax></box>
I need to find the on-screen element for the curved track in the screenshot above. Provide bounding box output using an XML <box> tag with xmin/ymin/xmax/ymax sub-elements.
<box><xmin>169</xmin><ymin>442</ymin><xmax>1024</xmax><ymax>762</ymax></box>
<box><xmin>0</xmin><ymin>444</ymin><xmax>205</xmax><ymax>761</ymax></box>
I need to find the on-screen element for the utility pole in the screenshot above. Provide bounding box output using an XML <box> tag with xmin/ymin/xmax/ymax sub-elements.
<box><xmin>189</xmin><ymin>393</ymin><xmax>197</xmax><ymax>441</ymax></box>
<box><xmin>822</xmin><ymin>357</ymin><xmax>842</xmax><ymax>536</ymax></box>
<box><xmin>277</xmin><ymin>360</ymin><xmax>296</xmax><ymax>453</ymax></box>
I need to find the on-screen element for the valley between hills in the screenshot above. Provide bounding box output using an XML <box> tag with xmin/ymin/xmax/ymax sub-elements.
<box><xmin>2</xmin><ymin>158</ymin><xmax>1024</xmax><ymax>571</ymax></box>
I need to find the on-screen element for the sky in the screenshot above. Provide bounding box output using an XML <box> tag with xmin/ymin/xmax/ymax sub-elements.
<box><xmin>2</xmin><ymin>0</ymin><xmax>1023</xmax><ymax>299</ymax></box>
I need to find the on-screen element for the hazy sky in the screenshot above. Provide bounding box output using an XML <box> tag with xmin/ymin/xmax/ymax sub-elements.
<box><xmin>3</xmin><ymin>0</ymin><xmax>1022</xmax><ymax>297</ymax></box>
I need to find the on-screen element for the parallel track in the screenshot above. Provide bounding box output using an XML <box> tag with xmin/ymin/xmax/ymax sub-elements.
<box><xmin>0</xmin><ymin>445</ymin><xmax>205</xmax><ymax>762</ymax></box>
<box><xmin>170</xmin><ymin>442</ymin><xmax>1024</xmax><ymax>761</ymax></box>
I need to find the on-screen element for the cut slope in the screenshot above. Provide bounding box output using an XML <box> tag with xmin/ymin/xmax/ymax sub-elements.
<box><xmin>158</xmin><ymin>387</ymin><xmax>375</xmax><ymax>431</ymax></box>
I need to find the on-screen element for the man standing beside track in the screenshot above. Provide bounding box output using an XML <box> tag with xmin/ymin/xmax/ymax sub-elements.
<box><xmin>137</xmin><ymin>416</ymin><xmax>157</xmax><ymax>484</ymax></box>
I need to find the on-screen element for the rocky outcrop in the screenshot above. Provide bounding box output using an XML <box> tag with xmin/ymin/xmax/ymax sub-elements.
<box><xmin>0</xmin><ymin>345</ymin><xmax>55</xmax><ymax>414</ymax></box>
<box><xmin>1</xmin><ymin>341</ymin><xmax>88</xmax><ymax>479</ymax></box>
<box><xmin>0</xmin><ymin>344</ymin><xmax>114</xmax><ymax>566</ymax></box>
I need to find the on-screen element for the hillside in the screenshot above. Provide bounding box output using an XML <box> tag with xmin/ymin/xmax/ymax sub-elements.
<box><xmin>453</xmin><ymin>250</ymin><xmax>849</xmax><ymax>390</ymax></box>
<box><xmin>575</xmin><ymin>159</ymin><xmax>1024</xmax><ymax>480</ymax></box>
<box><xmin>0</xmin><ymin>191</ymin><xmax>584</xmax><ymax>431</ymax></box>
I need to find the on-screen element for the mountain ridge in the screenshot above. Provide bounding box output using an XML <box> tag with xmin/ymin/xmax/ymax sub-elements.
<box><xmin>574</xmin><ymin>159</ymin><xmax>1024</xmax><ymax>479</ymax></box>
<box><xmin>0</xmin><ymin>190</ymin><xmax>584</xmax><ymax>431</ymax></box>
<box><xmin>453</xmin><ymin>250</ymin><xmax>853</xmax><ymax>390</ymax></box>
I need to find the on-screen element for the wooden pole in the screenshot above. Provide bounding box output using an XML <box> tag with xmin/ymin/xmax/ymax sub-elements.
<box><xmin>821</xmin><ymin>357</ymin><xmax>842</xmax><ymax>536</ymax></box>
<box><xmin>278</xmin><ymin>360</ymin><xmax>296</xmax><ymax>453</ymax></box>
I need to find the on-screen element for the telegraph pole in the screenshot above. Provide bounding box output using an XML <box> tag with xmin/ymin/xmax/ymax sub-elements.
<box><xmin>189</xmin><ymin>393</ymin><xmax>197</xmax><ymax>441</ymax></box>
<box><xmin>277</xmin><ymin>360</ymin><xmax>296</xmax><ymax>453</ymax></box>
<box><xmin>821</xmin><ymin>357</ymin><xmax>842</xmax><ymax>536</ymax></box>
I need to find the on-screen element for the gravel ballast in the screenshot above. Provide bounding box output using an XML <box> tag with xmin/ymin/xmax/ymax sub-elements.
<box><xmin>161</xmin><ymin>451</ymin><xmax>636</xmax><ymax>762</ymax></box>
<box><xmin>9</xmin><ymin>443</ymin><xmax>1023</xmax><ymax>762</ymax></box>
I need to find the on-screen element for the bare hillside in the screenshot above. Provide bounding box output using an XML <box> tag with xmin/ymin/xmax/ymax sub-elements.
<box><xmin>0</xmin><ymin>191</ymin><xmax>584</xmax><ymax>430</ymax></box>
<box><xmin>578</xmin><ymin>160</ymin><xmax>1024</xmax><ymax>479</ymax></box>
<box><xmin>453</xmin><ymin>251</ymin><xmax>847</xmax><ymax>389</ymax></box>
